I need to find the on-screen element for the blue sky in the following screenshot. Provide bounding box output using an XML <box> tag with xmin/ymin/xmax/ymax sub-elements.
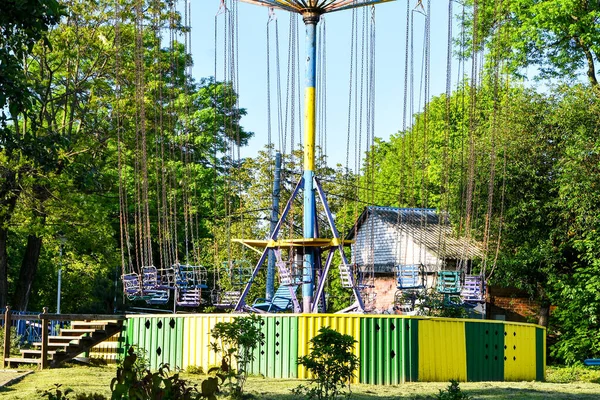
<box><xmin>189</xmin><ymin>1</ymin><xmax>459</xmax><ymax>168</ymax></box>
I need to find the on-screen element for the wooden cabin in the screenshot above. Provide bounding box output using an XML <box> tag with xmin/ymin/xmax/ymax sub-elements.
<box><xmin>346</xmin><ymin>206</ymin><xmax>484</xmax><ymax>313</ymax></box>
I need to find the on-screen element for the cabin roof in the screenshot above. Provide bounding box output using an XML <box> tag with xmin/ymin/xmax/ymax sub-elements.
<box><xmin>346</xmin><ymin>206</ymin><xmax>484</xmax><ymax>260</ymax></box>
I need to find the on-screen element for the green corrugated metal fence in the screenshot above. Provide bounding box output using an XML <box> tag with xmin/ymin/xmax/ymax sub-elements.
<box><xmin>465</xmin><ymin>321</ymin><xmax>504</xmax><ymax>381</ymax></box>
<box><xmin>360</xmin><ymin>317</ymin><xmax>418</xmax><ymax>384</ymax></box>
<box><xmin>535</xmin><ymin>327</ymin><xmax>545</xmax><ymax>381</ymax></box>
<box><xmin>248</xmin><ymin>315</ymin><xmax>298</xmax><ymax>378</ymax></box>
<box><xmin>124</xmin><ymin>316</ymin><xmax>184</xmax><ymax>370</ymax></box>
<box><xmin>113</xmin><ymin>313</ymin><xmax>544</xmax><ymax>384</ymax></box>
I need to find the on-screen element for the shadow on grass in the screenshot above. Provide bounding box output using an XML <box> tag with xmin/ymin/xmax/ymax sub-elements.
<box><xmin>249</xmin><ymin>387</ymin><xmax>600</xmax><ymax>400</ymax></box>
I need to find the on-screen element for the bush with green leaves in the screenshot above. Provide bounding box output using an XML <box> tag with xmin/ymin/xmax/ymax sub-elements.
<box><xmin>111</xmin><ymin>346</ymin><xmax>219</xmax><ymax>400</ymax></box>
<box><xmin>0</xmin><ymin>326</ymin><xmax>23</xmax><ymax>356</ymax></box>
<box><xmin>436</xmin><ymin>380</ymin><xmax>472</xmax><ymax>400</ymax></box>
<box><xmin>292</xmin><ymin>326</ymin><xmax>359</xmax><ymax>400</ymax></box>
<box><xmin>41</xmin><ymin>384</ymin><xmax>107</xmax><ymax>400</ymax></box>
<box><xmin>209</xmin><ymin>314</ymin><xmax>263</xmax><ymax>399</ymax></box>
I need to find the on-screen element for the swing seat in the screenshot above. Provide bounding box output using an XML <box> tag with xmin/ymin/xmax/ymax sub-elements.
<box><xmin>177</xmin><ymin>288</ymin><xmax>202</xmax><ymax>307</ymax></box>
<box><xmin>442</xmin><ymin>294</ymin><xmax>476</xmax><ymax>309</ymax></box>
<box><xmin>156</xmin><ymin>267</ymin><xmax>175</xmax><ymax>289</ymax></box>
<box><xmin>393</xmin><ymin>290</ymin><xmax>419</xmax><ymax>316</ymax></box>
<box><xmin>461</xmin><ymin>275</ymin><xmax>485</xmax><ymax>302</ymax></box>
<box><xmin>396</xmin><ymin>264</ymin><xmax>424</xmax><ymax>289</ymax></box>
<box><xmin>436</xmin><ymin>270</ymin><xmax>462</xmax><ymax>294</ymax></box>
<box><xmin>176</xmin><ymin>264</ymin><xmax>208</xmax><ymax>289</ymax></box>
<box><xmin>144</xmin><ymin>289</ymin><xmax>170</xmax><ymax>305</ymax></box>
<box><xmin>122</xmin><ymin>273</ymin><xmax>142</xmax><ymax>296</ymax></box>
<box><xmin>338</xmin><ymin>264</ymin><xmax>354</xmax><ymax>288</ymax></box>
<box><xmin>252</xmin><ymin>284</ymin><xmax>299</xmax><ymax>313</ymax></box>
<box><xmin>277</xmin><ymin>260</ymin><xmax>302</xmax><ymax>285</ymax></box>
<box><xmin>142</xmin><ymin>266</ymin><xmax>159</xmax><ymax>289</ymax></box>
<box><xmin>213</xmin><ymin>290</ymin><xmax>241</xmax><ymax>308</ymax></box>
<box><xmin>222</xmin><ymin>260</ymin><xmax>253</xmax><ymax>287</ymax></box>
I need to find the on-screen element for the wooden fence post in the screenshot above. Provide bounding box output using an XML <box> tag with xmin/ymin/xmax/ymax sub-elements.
<box><xmin>2</xmin><ymin>306</ymin><xmax>11</xmax><ymax>368</ymax></box>
<box><xmin>40</xmin><ymin>307</ymin><xmax>48</xmax><ymax>369</ymax></box>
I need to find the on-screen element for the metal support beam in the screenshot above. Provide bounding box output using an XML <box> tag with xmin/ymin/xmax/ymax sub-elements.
<box><xmin>314</xmin><ymin>177</ymin><xmax>365</xmax><ymax>312</ymax></box>
<box><xmin>266</xmin><ymin>152</ymin><xmax>282</xmax><ymax>300</ymax></box>
<box><xmin>234</xmin><ymin>178</ymin><xmax>304</xmax><ymax>311</ymax></box>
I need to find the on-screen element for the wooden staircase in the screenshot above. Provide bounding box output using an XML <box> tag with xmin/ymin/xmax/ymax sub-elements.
<box><xmin>4</xmin><ymin>320</ymin><xmax>123</xmax><ymax>368</ymax></box>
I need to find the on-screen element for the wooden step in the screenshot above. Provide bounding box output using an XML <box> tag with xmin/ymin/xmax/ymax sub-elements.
<box><xmin>32</xmin><ymin>342</ymin><xmax>69</xmax><ymax>349</ymax></box>
<box><xmin>71</xmin><ymin>321</ymin><xmax>116</xmax><ymax>329</ymax></box>
<box><xmin>60</xmin><ymin>328</ymin><xmax>104</xmax><ymax>335</ymax></box>
<box><xmin>72</xmin><ymin>320</ymin><xmax>119</xmax><ymax>325</ymax></box>
<box><xmin>47</xmin><ymin>335</ymin><xmax>81</xmax><ymax>342</ymax></box>
<box><xmin>20</xmin><ymin>349</ymin><xmax>57</xmax><ymax>357</ymax></box>
<box><xmin>3</xmin><ymin>357</ymin><xmax>42</xmax><ymax>365</ymax></box>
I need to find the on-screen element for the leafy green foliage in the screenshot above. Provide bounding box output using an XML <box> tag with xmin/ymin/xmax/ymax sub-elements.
<box><xmin>110</xmin><ymin>346</ymin><xmax>218</xmax><ymax>400</ymax></box>
<box><xmin>209</xmin><ymin>315</ymin><xmax>263</xmax><ymax>399</ymax></box>
<box><xmin>464</xmin><ymin>0</ymin><xmax>600</xmax><ymax>86</ymax></box>
<box><xmin>547</xmin><ymin>365</ymin><xmax>600</xmax><ymax>384</ymax></box>
<box><xmin>0</xmin><ymin>0</ymin><xmax>64</xmax><ymax>126</ymax></box>
<box><xmin>0</xmin><ymin>326</ymin><xmax>23</xmax><ymax>356</ymax></box>
<box><xmin>435</xmin><ymin>380</ymin><xmax>472</xmax><ymax>400</ymax></box>
<box><xmin>42</xmin><ymin>384</ymin><xmax>75</xmax><ymax>400</ymax></box>
<box><xmin>293</xmin><ymin>327</ymin><xmax>359</xmax><ymax>400</ymax></box>
<box><xmin>185</xmin><ymin>365</ymin><xmax>204</xmax><ymax>375</ymax></box>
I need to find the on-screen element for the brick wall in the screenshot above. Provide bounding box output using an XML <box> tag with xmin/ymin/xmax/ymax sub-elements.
<box><xmin>372</xmin><ymin>276</ymin><xmax>397</xmax><ymax>313</ymax></box>
<box><xmin>487</xmin><ymin>287</ymin><xmax>541</xmax><ymax>323</ymax></box>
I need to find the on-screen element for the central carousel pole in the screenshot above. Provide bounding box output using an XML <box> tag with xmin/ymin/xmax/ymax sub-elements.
<box><xmin>302</xmin><ymin>10</ymin><xmax>319</xmax><ymax>312</ymax></box>
<box><xmin>237</xmin><ymin>0</ymin><xmax>395</xmax><ymax>313</ymax></box>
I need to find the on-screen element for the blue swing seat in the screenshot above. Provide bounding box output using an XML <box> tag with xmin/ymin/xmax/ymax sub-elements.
<box><xmin>396</xmin><ymin>264</ymin><xmax>424</xmax><ymax>289</ymax></box>
<box><xmin>252</xmin><ymin>284</ymin><xmax>299</xmax><ymax>313</ymax></box>
<box><xmin>461</xmin><ymin>275</ymin><xmax>485</xmax><ymax>302</ymax></box>
<box><xmin>436</xmin><ymin>270</ymin><xmax>462</xmax><ymax>294</ymax></box>
<box><xmin>144</xmin><ymin>289</ymin><xmax>170</xmax><ymax>305</ymax></box>
<box><xmin>175</xmin><ymin>264</ymin><xmax>208</xmax><ymax>289</ymax></box>
<box><xmin>177</xmin><ymin>287</ymin><xmax>202</xmax><ymax>307</ymax></box>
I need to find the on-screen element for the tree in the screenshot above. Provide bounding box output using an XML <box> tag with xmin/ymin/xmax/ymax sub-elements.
<box><xmin>0</xmin><ymin>0</ymin><xmax>253</xmax><ymax>312</ymax></box>
<box><xmin>0</xmin><ymin>0</ymin><xmax>63</xmax><ymax>309</ymax></box>
<box><xmin>0</xmin><ymin>0</ymin><xmax>63</xmax><ymax>127</ymax></box>
<box><xmin>469</xmin><ymin>0</ymin><xmax>600</xmax><ymax>87</ymax></box>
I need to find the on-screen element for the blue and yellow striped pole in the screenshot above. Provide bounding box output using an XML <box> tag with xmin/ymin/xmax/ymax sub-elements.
<box><xmin>302</xmin><ymin>12</ymin><xmax>319</xmax><ymax>313</ymax></box>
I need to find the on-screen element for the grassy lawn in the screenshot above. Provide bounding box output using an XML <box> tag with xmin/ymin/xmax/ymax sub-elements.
<box><xmin>0</xmin><ymin>364</ymin><xmax>599</xmax><ymax>399</ymax></box>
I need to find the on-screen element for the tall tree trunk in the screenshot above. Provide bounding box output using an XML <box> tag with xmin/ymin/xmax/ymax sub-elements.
<box><xmin>0</xmin><ymin>227</ymin><xmax>9</xmax><ymax>309</ymax></box>
<box><xmin>0</xmin><ymin>168</ymin><xmax>20</xmax><ymax>308</ymax></box>
<box><xmin>12</xmin><ymin>234</ymin><xmax>43</xmax><ymax>311</ymax></box>
<box><xmin>578</xmin><ymin>39</ymin><xmax>598</xmax><ymax>88</ymax></box>
<box><xmin>538</xmin><ymin>303</ymin><xmax>550</xmax><ymax>328</ymax></box>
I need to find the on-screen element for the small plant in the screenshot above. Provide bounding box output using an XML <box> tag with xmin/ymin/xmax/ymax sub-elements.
<box><xmin>436</xmin><ymin>380</ymin><xmax>472</xmax><ymax>400</ymax></box>
<box><xmin>75</xmin><ymin>394</ymin><xmax>108</xmax><ymax>400</ymax></box>
<box><xmin>209</xmin><ymin>314</ymin><xmax>263</xmax><ymax>399</ymax></box>
<box><xmin>292</xmin><ymin>326</ymin><xmax>359</xmax><ymax>400</ymax></box>
<box><xmin>118</xmin><ymin>345</ymin><xmax>149</xmax><ymax>374</ymax></box>
<box><xmin>42</xmin><ymin>384</ymin><xmax>74</xmax><ymax>400</ymax></box>
<box><xmin>186</xmin><ymin>365</ymin><xmax>204</xmax><ymax>375</ymax></box>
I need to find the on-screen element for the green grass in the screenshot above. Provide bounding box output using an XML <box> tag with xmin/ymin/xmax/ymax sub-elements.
<box><xmin>0</xmin><ymin>364</ymin><xmax>599</xmax><ymax>399</ymax></box>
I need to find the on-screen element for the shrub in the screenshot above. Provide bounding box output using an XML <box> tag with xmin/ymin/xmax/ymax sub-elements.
<box><xmin>111</xmin><ymin>346</ymin><xmax>219</xmax><ymax>400</ymax></box>
<box><xmin>42</xmin><ymin>384</ymin><xmax>74</xmax><ymax>400</ymax></box>
<box><xmin>436</xmin><ymin>380</ymin><xmax>472</xmax><ymax>400</ymax></box>
<box><xmin>0</xmin><ymin>326</ymin><xmax>23</xmax><ymax>356</ymax></box>
<box><xmin>293</xmin><ymin>326</ymin><xmax>359</xmax><ymax>400</ymax></box>
<box><xmin>209</xmin><ymin>314</ymin><xmax>263</xmax><ymax>399</ymax></box>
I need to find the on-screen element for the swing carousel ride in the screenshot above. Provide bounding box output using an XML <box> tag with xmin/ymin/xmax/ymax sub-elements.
<box><xmin>118</xmin><ymin>0</ymin><xmax>501</xmax><ymax>315</ymax></box>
